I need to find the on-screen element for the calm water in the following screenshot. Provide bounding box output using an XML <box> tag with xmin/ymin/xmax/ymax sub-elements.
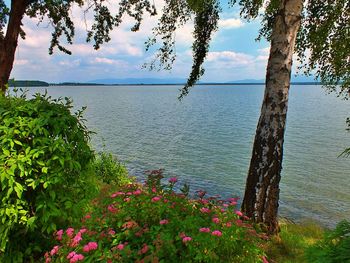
<box><xmin>24</xmin><ymin>85</ymin><xmax>349</xmax><ymax>227</ymax></box>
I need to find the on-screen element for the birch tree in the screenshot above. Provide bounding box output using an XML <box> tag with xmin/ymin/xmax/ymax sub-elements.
<box><xmin>233</xmin><ymin>0</ymin><xmax>350</xmax><ymax>234</ymax></box>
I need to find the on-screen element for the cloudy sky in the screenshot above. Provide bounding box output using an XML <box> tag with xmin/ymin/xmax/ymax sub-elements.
<box><xmin>8</xmin><ymin>1</ymin><xmax>271</xmax><ymax>83</ymax></box>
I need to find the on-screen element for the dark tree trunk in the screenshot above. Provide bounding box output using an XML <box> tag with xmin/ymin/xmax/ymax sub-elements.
<box><xmin>242</xmin><ymin>0</ymin><xmax>303</xmax><ymax>235</ymax></box>
<box><xmin>0</xmin><ymin>0</ymin><xmax>27</xmax><ymax>94</ymax></box>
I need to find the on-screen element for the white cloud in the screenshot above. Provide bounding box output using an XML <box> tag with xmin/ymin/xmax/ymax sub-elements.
<box><xmin>14</xmin><ymin>59</ymin><xmax>29</xmax><ymax>66</ymax></box>
<box><xmin>207</xmin><ymin>51</ymin><xmax>253</xmax><ymax>65</ymax></box>
<box><xmin>218</xmin><ymin>18</ymin><xmax>244</xmax><ymax>29</ymax></box>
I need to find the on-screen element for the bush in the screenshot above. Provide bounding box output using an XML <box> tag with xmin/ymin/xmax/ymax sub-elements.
<box><xmin>305</xmin><ymin>220</ymin><xmax>350</xmax><ymax>263</ymax></box>
<box><xmin>0</xmin><ymin>92</ymin><xmax>97</xmax><ymax>261</ymax></box>
<box><xmin>45</xmin><ymin>170</ymin><xmax>268</xmax><ymax>263</ymax></box>
<box><xmin>93</xmin><ymin>152</ymin><xmax>130</xmax><ymax>185</ymax></box>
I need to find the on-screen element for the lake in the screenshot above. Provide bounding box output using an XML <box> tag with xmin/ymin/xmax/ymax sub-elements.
<box><xmin>23</xmin><ymin>84</ymin><xmax>349</xmax><ymax>227</ymax></box>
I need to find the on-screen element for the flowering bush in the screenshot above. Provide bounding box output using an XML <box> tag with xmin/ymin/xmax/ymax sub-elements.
<box><xmin>45</xmin><ymin>170</ymin><xmax>268</xmax><ymax>262</ymax></box>
<box><xmin>0</xmin><ymin>93</ymin><xmax>97</xmax><ymax>262</ymax></box>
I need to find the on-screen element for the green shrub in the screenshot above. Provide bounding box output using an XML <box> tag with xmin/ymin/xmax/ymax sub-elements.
<box><xmin>45</xmin><ymin>170</ymin><xmax>268</xmax><ymax>262</ymax></box>
<box><xmin>306</xmin><ymin>220</ymin><xmax>350</xmax><ymax>263</ymax></box>
<box><xmin>93</xmin><ymin>152</ymin><xmax>130</xmax><ymax>185</ymax></box>
<box><xmin>0</xmin><ymin>92</ymin><xmax>97</xmax><ymax>261</ymax></box>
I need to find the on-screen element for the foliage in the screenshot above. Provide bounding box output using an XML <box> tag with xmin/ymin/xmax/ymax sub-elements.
<box><xmin>264</xmin><ymin>220</ymin><xmax>324</xmax><ymax>263</ymax></box>
<box><xmin>305</xmin><ymin>220</ymin><xmax>350</xmax><ymax>263</ymax></box>
<box><xmin>45</xmin><ymin>170</ymin><xmax>268</xmax><ymax>263</ymax></box>
<box><xmin>230</xmin><ymin>0</ymin><xmax>350</xmax><ymax>98</ymax></box>
<box><xmin>0</xmin><ymin>91</ymin><xmax>97</xmax><ymax>261</ymax></box>
<box><xmin>93</xmin><ymin>152</ymin><xmax>130</xmax><ymax>186</ymax></box>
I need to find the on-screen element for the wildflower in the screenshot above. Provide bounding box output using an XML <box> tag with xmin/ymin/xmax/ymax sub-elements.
<box><xmin>111</xmin><ymin>191</ymin><xmax>124</xmax><ymax>198</ymax></box>
<box><xmin>196</xmin><ymin>190</ymin><xmax>206</xmax><ymax>199</ymax></box>
<box><xmin>199</xmin><ymin>227</ymin><xmax>210</xmax><ymax>233</ymax></box>
<box><xmin>108</xmin><ymin>229</ymin><xmax>116</xmax><ymax>235</ymax></box>
<box><xmin>79</xmin><ymin>228</ymin><xmax>87</xmax><ymax>234</ymax></box>
<box><xmin>168</xmin><ymin>177</ymin><xmax>178</xmax><ymax>184</ymax></box>
<box><xmin>160</xmin><ymin>219</ymin><xmax>169</xmax><ymax>225</ymax></box>
<box><xmin>67</xmin><ymin>251</ymin><xmax>77</xmax><ymax>259</ymax></box>
<box><xmin>124</xmin><ymin>197</ymin><xmax>131</xmax><ymax>202</ymax></box>
<box><xmin>182</xmin><ymin>236</ymin><xmax>192</xmax><ymax>243</ymax></box>
<box><xmin>212</xmin><ymin>217</ymin><xmax>220</xmax><ymax>224</ymax></box>
<box><xmin>235</xmin><ymin>210</ymin><xmax>243</xmax><ymax>217</ymax></box>
<box><xmin>223</xmin><ymin>203</ymin><xmax>229</xmax><ymax>207</ymax></box>
<box><xmin>70</xmin><ymin>232</ymin><xmax>82</xmax><ymax>247</ymax></box>
<box><xmin>139</xmin><ymin>244</ymin><xmax>149</xmax><ymax>254</ymax></box>
<box><xmin>211</xmin><ymin>230</ymin><xmax>222</xmax><ymax>237</ymax></box>
<box><xmin>50</xmin><ymin>245</ymin><xmax>59</xmax><ymax>256</ymax></box>
<box><xmin>83</xmin><ymin>242</ymin><xmax>98</xmax><ymax>252</ymax></box>
<box><xmin>117</xmin><ymin>243</ymin><xmax>125</xmax><ymax>250</ymax></box>
<box><xmin>69</xmin><ymin>253</ymin><xmax>84</xmax><ymax>263</ymax></box>
<box><xmin>262</xmin><ymin>256</ymin><xmax>269</xmax><ymax>263</ymax></box>
<box><xmin>200</xmin><ymin>207</ymin><xmax>211</xmax><ymax>213</ymax></box>
<box><xmin>226</xmin><ymin>222</ymin><xmax>232</xmax><ymax>227</ymax></box>
<box><xmin>133</xmin><ymin>189</ymin><xmax>142</xmax><ymax>195</ymax></box>
<box><xmin>66</xmin><ymin>228</ymin><xmax>74</xmax><ymax>238</ymax></box>
<box><xmin>108</xmin><ymin>204</ymin><xmax>118</xmax><ymax>213</ymax></box>
<box><xmin>151</xmin><ymin>196</ymin><xmax>161</xmax><ymax>202</ymax></box>
<box><xmin>45</xmin><ymin>258</ymin><xmax>51</xmax><ymax>263</ymax></box>
<box><xmin>235</xmin><ymin>219</ymin><xmax>243</xmax><ymax>227</ymax></box>
<box><xmin>84</xmin><ymin>214</ymin><xmax>91</xmax><ymax>219</ymax></box>
<box><xmin>56</xmin><ymin>229</ymin><xmax>64</xmax><ymax>241</ymax></box>
<box><xmin>179</xmin><ymin>232</ymin><xmax>186</xmax><ymax>238</ymax></box>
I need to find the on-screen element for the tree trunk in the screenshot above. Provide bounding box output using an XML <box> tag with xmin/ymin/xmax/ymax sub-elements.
<box><xmin>242</xmin><ymin>0</ymin><xmax>303</xmax><ymax>235</ymax></box>
<box><xmin>0</xmin><ymin>0</ymin><xmax>27</xmax><ymax>94</ymax></box>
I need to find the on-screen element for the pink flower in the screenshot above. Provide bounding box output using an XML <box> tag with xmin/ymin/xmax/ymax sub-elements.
<box><xmin>179</xmin><ymin>232</ymin><xmax>186</xmax><ymax>238</ymax></box>
<box><xmin>79</xmin><ymin>228</ymin><xmax>87</xmax><ymax>234</ymax></box>
<box><xmin>45</xmin><ymin>258</ymin><xmax>52</xmax><ymax>263</ymax></box>
<box><xmin>235</xmin><ymin>219</ymin><xmax>243</xmax><ymax>226</ymax></box>
<box><xmin>152</xmin><ymin>187</ymin><xmax>157</xmax><ymax>193</ymax></box>
<box><xmin>223</xmin><ymin>204</ymin><xmax>229</xmax><ymax>207</ymax></box>
<box><xmin>111</xmin><ymin>191</ymin><xmax>124</xmax><ymax>198</ymax></box>
<box><xmin>168</xmin><ymin>177</ymin><xmax>178</xmax><ymax>184</ymax></box>
<box><xmin>67</xmin><ymin>251</ymin><xmax>77</xmax><ymax>259</ymax></box>
<box><xmin>108</xmin><ymin>204</ymin><xmax>118</xmax><ymax>213</ymax></box>
<box><xmin>211</xmin><ymin>230</ymin><xmax>222</xmax><ymax>237</ymax></box>
<box><xmin>66</xmin><ymin>228</ymin><xmax>74</xmax><ymax>238</ymax></box>
<box><xmin>70</xmin><ymin>232</ymin><xmax>82</xmax><ymax>247</ymax></box>
<box><xmin>50</xmin><ymin>245</ymin><xmax>59</xmax><ymax>256</ymax></box>
<box><xmin>84</xmin><ymin>214</ymin><xmax>91</xmax><ymax>219</ymax></box>
<box><xmin>200</xmin><ymin>207</ymin><xmax>211</xmax><ymax>213</ymax></box>
<box><xmin>212</xmin><ymin>217</ymin><xmax>220</xmax><ymax>224</ymax></box>
<box><xmin>116</xmin><ymin>243</ymin><xmax>125</xmax><ymax>250</ymax></box>
<box><xmin>262</xmin><ymin>256</ymin><xmax>269</xmax><ymax>263</ymax></box>
<box><xmin>133</xmin><ymin>189</ymin><xmax>142</xmax><ymax>195</ymax></box>
<box><xmin>83</xmin><ymin>241</ymin><xmax>98</xmax><ymax>252</ymax></box>
<box><xmin>226</xmin><ymin>222</ymin><xmax>232</xmax><ymax>227</ymax></box>
<box><xmin>69</xmin><ymin>254</ymin><xmax>84</xmax><ymax>263</ymax></box>
<box><xmin>108</xmin><ymin>229</ymin><xmax>116</xmax><ymax>235</ymax></box>
<box><xmin>124</xmin><ymin>197</ymin><xmax>131</xmax><ymax>202</ymax></box>
<box><xmin>56</xmin><ymin>229</ymin><xmax>64</xmax><ymax>241</ymax></box>
<box><xmin>230</xmin><ymin>201</ymin><xmax>238</xmax><ymax>206</ymax></box>
<box><xmin>140</xmin><ymin>244</ymin><xmax>149</xmax><ymax>254</ymax></box>
<box><xmin>199</xmin><ymin>227</ymin><xmax>210</xmax><ymax>233</ymax></box>
<box><xmin>159</xmin><ymin>219</ymin><xmax>169</xmax><ymax>225</ymax></box>
<box><xmin>151</xmin><ymin>196</ymin><xmax>161</xmax><ymax>202</ymax></box>
<box><xmin>182</xmin><ymin>236</ymin><xmax>192</xmax><ymax>243</ymax></box>
<box><xmin>235</xmin><ymin>210</ymin><xmax>243</xmax><ymax>217</ymax></box>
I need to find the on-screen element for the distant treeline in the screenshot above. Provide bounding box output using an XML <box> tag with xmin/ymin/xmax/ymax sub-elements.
<box><xmin>8</xmin><ymin>79</ymin><xmax>49</xmax><ymax>87</ymax></box>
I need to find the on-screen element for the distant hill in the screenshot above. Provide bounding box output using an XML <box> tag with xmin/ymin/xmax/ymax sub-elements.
<box><xmin>88</xmin><ymin>78</ymin><xmax>186</xmax><ymax>85</ymax></box>
<box><xmin>8</xmin><ymin>79</ymin><xmax>49</xmax><ymax>87</ymax></box>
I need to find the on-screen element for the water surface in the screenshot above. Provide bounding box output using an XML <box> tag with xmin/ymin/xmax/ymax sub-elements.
<box><xmin>24</xmin><ymin>85</ymin><xmax>349</xmax><ymax>227</ymax></box>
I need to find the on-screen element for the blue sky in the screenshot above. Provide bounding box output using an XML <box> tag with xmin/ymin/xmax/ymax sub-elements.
<box><xmin>8</xmin><ymin>1</ymin><xmax>272</xmax><ymax>83</ymax></box>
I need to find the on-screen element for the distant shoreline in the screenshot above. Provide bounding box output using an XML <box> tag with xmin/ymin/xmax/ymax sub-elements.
<box><xmin>10</xmin><ymin>81</ymin><xmax>322</xmax><ymax>87</ymax></box>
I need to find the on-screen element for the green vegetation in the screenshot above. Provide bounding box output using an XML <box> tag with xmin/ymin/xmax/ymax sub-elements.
<box><xmin>0</xmin><ymin>92</ymin><xmax>97</xmax><ymax>261</ymax></box>
<box><xmin>306</xmin><ymin>220</ymin><xmax>350</xmax><ymax>263</ymax></box>
<box><xmin>93</xmin><ymin>152</ymin><xmax>130</xmax><ymax>186</ymax></box>
<box><xmin>8</xmin><ymin>79</ymin><xmax>49</xmax><ymax>87</ymax></box>
<box><xmin>44</xmin><ymin>169</ymin><xmax>267</xmax><ymax>263</ymax></box>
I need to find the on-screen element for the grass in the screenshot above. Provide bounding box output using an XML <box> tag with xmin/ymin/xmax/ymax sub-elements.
<box><xmin>265</xmin><ymin>219</ymin><xmax>324</xmax><ymax>263</ymax></box>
